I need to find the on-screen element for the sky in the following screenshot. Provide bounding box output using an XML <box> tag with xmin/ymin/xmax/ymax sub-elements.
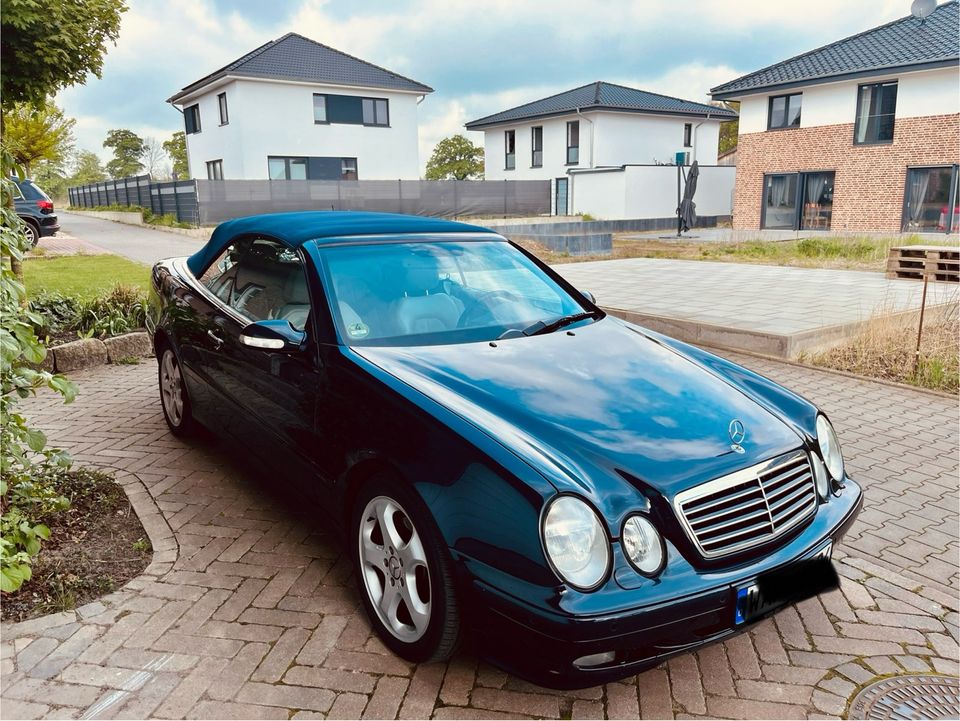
<box><xmin>57</xmin><ymin>0</ymin><xmax>914</xmax><ymax>174</ymax></box>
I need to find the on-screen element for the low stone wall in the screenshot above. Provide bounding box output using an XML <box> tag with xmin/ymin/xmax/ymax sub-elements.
<box><xmin>46</xmin><ymin>331</ymin><xmax>153</xmax><ymax>373</ymax></box>
<box><xmin>493</xmin><ymin>215</ymin><xmax>729</xmax><ymax>236</ymax></box>
<box><xmin>512</xmin><ymin>232</ymin><xmax>613</xmax><ymax>256</ymax></box>
<box><xmin>70</xmin><ymin>209</ymin><xmax>144</xmax><ymax>225</ymax></box>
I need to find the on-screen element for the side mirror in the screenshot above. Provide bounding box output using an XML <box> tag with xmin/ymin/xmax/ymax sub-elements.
<box><xmin>239</xmin><ymin>319</ymin><xmax>306</xmax><ymax>352</ymax></box>
<box><xmin>581</xmin><ymin>290</ymin><xmax>597</xmax><ymax>305</ymax></box>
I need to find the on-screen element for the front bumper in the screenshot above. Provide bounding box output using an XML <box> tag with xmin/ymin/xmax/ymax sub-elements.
<box><xmin>462</xmin><ymin>478</ymin><xmax>862</xmax><ymax>689</ymax></box>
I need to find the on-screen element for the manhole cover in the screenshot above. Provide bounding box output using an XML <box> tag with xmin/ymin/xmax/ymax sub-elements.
<box><xmin>848</xmin><ymin>674</ymin><xmax>960</xmax><ymax>719</ymax></box>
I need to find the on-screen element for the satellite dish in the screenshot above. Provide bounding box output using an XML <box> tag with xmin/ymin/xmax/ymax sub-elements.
<box><xmin>911</xmin><ymin>0</ymin><xmax>936</xmax><ymax>20</ymax></box>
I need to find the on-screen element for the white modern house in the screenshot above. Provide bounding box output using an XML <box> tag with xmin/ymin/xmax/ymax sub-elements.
<box><xmin>465</xmin><ymin>82</ymin><xmax>737</xmax><ymax>215</ymax></box>
<box><xmin>167</xmin><ymin>33</ymin><xmax>432</xmax><ymax>181</ymax></box>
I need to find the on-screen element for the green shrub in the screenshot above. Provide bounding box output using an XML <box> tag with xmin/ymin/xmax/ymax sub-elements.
<box><xmin>73</xmin><ymin>284</ymin><xmax>146</xmax><ymax>339</ymax></box>
<box><xmin>28</xmin><ymin>292</ymin><xmax>81</xmax><ymax>336</ymax></box>
<box><xmin>1</xmin><ymin>156</ymin><xmax>78</xmax><ymax>593</ymax></box>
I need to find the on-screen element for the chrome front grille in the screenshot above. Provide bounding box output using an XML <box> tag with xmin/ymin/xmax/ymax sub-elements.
<box><xmin>674</xmin><ymin>450</ymin><xmax>817</xmax><ymax>559</ymax></box>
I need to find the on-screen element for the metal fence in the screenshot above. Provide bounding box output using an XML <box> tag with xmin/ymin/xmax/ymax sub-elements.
<box><xmin>67</xmin><ymin>175</ymin><xmax>200</xmax><ymax>225</ymax></box>
<box><xmin>68</xmin><ymin>176</ymin><xmax>550</xmax><ymax>226</ymax></box>
<box><xmin>195</xmin><ymin>179</ymin><xmax>550</xmax><ymax>225</ymax></box>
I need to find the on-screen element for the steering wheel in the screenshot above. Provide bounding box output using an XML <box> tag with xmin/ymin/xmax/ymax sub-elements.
<box><xmin>457</xmin><ymin>290</ymin><xmax>521</xmax><ymax>328</ymax></box>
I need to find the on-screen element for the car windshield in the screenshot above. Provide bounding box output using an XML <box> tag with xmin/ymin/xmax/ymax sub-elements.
<box><xmin>315</xmin><ymin>239</ymin><xmax>590</xmax><ymax>346</ymax></box>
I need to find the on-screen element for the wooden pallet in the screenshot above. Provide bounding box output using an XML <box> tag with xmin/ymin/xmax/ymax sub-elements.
<box><xmin>886</xmin><ymin>245</ymin><xmax>959</xmax><ymax>282</ymax></box>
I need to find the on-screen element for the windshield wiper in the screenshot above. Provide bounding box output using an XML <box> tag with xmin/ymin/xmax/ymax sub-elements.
<box><xmin>521</xmin><ymin>310</ymin><xmax>601</xmax><ymax>337</ymax></box>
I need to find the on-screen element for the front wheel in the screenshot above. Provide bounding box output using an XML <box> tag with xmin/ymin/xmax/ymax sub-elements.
<box><xmin>158</xmin><ymin>346</ymin><xmax>196</xmax><ymax>436</ymax></box>
<box><xmin>352</xmin><ymin>474</ymin><xmax>460</xmax><ymax>663</ymax></box>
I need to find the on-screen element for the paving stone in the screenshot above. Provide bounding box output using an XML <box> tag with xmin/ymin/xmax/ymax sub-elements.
<box><xmin>251</xmin><ymin>627</ymin><xmax>311</xmax><ymax>683</ymax></box>
<box><xmin>471</xmin><ymin>687</ymin><xmax>560</xmax><ymax>718</ymax></box>
<box><xmin>439</xmin><ymin>657</ymin><xmax>476</xmax><ymax>707</ymax></box>
<box><xmin>818</xmin><ymin>675</ymin><xmax>856</xmax><ymax>698</ymax></box>
<box><xmin>328</xmin><ymin>691</ymin><xmax>370</xmax><ymax>720</ymax></box>
<box><xmin>706</xmin><ymin>696</ymin><xmax>805</xmax><ymax>720</ymax></box>
<box><xmin>863</xmin><ymin>655</ymin><xmax>901</xmax><ymax>675</ymax></box>
<box><xmin>188</xmin><ymin>700</ymin><xmax>289</xmax><ymax>719</ymax></box>
<box><xmin>399</xmin><ymin>662</ymin><xmax>445</xmax><ymax>719</ymax></box>
<box><xmin>667</xmin><ymin>654</ymin><xmax>705</xmax><ymax>714</ymax></box>
<box><xmin>636</xmin><ymin>667</ymin><xmax>672</xmax><ymax>720</ymax></box>
<box><xmin>283</xmin><ymin>665</ymin><xmax>377</xmax><ymax>694</ymax></box>
<box><xmin>236</xmin><ymin>681</ymin><xmax>335</xmax><ymax>714</ymax></box>
<box><xmin>736</xmin><ymin>679</ymin><xmax>812</xmax><ymax>705</ymax></box>
<box><xmin>362</xmin><ymin>675</ymin><xmax>409</xmax><ymax>720</ymax></box>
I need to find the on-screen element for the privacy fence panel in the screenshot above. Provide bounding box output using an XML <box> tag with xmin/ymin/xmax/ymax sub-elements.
<box><xmin>68</xmin><ymin>174</ymin><xmax>198</xmax><ymax>225</ymax></box>
<box><xmin>196</xmin><ymin>179</ymin><xmax>551</xmax><ymax>225</ymax></box>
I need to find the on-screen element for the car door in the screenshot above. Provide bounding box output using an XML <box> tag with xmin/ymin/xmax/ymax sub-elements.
<box><xmin>205</xmin><ymin>237</ymin><xmax>329</xmax><ymax>489</ymax></box>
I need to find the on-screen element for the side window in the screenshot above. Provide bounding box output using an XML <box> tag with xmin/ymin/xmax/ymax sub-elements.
<box><xmin>229</xmin><ymin>238</ymin><xmax>311</xmax><ymax>331</ymax></box>
<box><xmin>199</xmin><ymin>243</ymin><xmax>243</xmax><ymax>304</ymax></box>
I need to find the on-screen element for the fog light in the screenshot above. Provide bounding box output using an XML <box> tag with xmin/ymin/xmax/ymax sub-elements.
<box><xmin>573</xmin><ymin>651</ymin><xmax>616</xmax><ymax>668</ymax></box>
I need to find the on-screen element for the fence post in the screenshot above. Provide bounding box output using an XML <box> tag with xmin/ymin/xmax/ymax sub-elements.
<box><xmin>158</xmin><ymin>186</ymin><xmax>164</xmax><ymax>216</ymax></box>
<box><xmin>503</xmin><ymin>180</ymin><xmax>508</xmax><ymax>217</ymax></box>
<box><xmin>173</xmin><ymin>183</ymin><xmax>181</xmax><ymax>222</ymax></box>
<box><xmin>453</xmin><ymin>181</ymin><xmax>459</xmax><ymax>217</ymax></box>
<box><xmin>398</xmin><ymin>179</ymin><xmax>402</xmax><ymax>214</ymax></box>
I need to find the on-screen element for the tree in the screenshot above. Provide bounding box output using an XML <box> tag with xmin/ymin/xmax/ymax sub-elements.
<box><xmin>142</xmin><ymin>137</ymin><xmax>170</xmax><ymax>179</ymax></box>
<box><xmin>1</xmin><ymin>0</ymin><xmax>127</xmax><ymax>108</ymax></box>
<box><xmin>162</xmin><ymin>131</ymin><xmax>189</xmax><ymax>179</ymax></box>
<box><xmin>3</xmin><ymin>102</ymin><xmax>75</xmax><ymax>176</ymax></box>
<box><xmin>716</xmin><ymin>101</ymin><xmax>740</xmax><ymax>156</ymax></box>
<box><xmin>425</xmin><ymin>134</ymin><xmax>484</xmax><ymax>180</ymax></box>
<box><xmin>69</xmin><ymin>150</ymin><xmax>108</xmax><ymax>186</ymax></box>
<box><xmin>103</xmin><ymin>129</ymin><xmax>145</xmax><ymax>179</ymax></box>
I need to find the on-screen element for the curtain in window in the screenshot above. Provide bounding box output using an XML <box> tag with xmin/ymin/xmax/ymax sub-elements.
<box><xmin>805</xmin><ymin>174</ymin><xmax>827</xmax><ymax>205</ymax></box>
<box><xmin>906</xmin><ymin>169</ymin><xmax>930</xmax><ymax>224</ymax></box>
<box><xmin>770</xmin><ymin>176</ymin><xmax>788</xmax><ymax>206</ymax></box>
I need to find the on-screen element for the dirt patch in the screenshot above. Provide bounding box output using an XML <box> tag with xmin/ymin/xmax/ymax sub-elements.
<box><xmin>1</xmin><ymin>468</ymin><xmax>151</xmax><ymax>623</ymax></box>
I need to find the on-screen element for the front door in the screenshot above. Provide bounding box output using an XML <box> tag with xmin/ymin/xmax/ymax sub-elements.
<box><xmin>555</xmin><ymin>178</ymin><xmax>569</xmax><ymax>216</ymax></box>
<box><xmin>202</xmin><ymin>236</ymin><xmax>329</xmax><ymax>489</ymax></box>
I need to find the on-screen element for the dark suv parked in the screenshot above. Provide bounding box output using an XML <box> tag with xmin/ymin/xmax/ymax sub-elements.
<box><xmin>13</xmin><ymin>178</ymin><xmax>59</xmax><ymax>247</ymax></box>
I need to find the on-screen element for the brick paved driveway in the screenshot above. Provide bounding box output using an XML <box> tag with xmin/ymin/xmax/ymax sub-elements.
<box><xmin>2</xmin><ymin>355</ymin><xmax>958</xmax><ymax>719</ymax></box>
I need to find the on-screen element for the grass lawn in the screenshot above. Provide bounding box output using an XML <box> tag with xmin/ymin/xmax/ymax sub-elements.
<box><xmin>23</xmin><ymin>254</ymin><xmax>150</xmax><ymax>298</ymax></box>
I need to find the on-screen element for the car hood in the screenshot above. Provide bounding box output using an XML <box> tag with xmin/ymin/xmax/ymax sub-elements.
<box><xmin>354</xmin><ymin>317</ymin><xmax>803</xmax><ymax>504</ymax></box>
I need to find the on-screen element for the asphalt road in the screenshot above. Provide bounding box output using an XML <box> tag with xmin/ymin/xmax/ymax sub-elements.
<box><xmin>58</xmin><ymin>211</ymin><xmax>207</xmax><ymax>266</ymax></box>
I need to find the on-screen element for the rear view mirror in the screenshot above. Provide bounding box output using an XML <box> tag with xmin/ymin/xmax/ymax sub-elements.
<box><xmin>240</xmin><ymin>319</ymin><xmax>305</xmax><ymax>352</ymax></box>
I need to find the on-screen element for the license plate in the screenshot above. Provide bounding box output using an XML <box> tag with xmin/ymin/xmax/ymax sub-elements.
<box><xmin>735</xmin><ymin>542</ymin><xmax>835</xmax><ymax>625</ymax></box>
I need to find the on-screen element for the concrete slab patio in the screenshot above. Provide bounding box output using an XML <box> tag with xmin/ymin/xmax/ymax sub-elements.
<box><xmin>1</xmin><ymin>355</ymin><xmax>957</xmax><ymax>720</ymax></box>
<box><xmin>555</xmin><ymin>258</ymin><xmax>960</xmax><ymax>358</ymax></box>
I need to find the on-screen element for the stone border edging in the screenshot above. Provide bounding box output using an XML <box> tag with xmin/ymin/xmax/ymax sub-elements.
<box><xmin>46</xmin><ymin>331</ymin><xmax>153</xmax><ymax>373</ymax></box>
<box><xmin>63</xmin><ymin>209</ymin><xmax>211</xmax><ymax>240</ymax></box>
<box><xmin>0</xmin><ymin>467</ymin><xmax>178</xmax><ymax>640</ymax></box>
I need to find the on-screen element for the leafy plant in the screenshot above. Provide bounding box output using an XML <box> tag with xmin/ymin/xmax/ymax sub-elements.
<box><xmin>71</xmin><ymin>284</ymin><xmax>146</xmax><ymax>338</ymax></box>
<box><xmin>1</xmin><ymin>149</ymin><xmax>78</xmax><ymax>593</ymax></box>
<box><xmin>28</xmin><ymin>291</ymin><xmax>81</xmax><ymax>336</ymax></box>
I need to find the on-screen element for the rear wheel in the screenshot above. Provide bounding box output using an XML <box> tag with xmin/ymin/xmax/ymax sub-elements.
<box><xmin>22</xmin><ymin>220</ymin><xmax>38</xmax><ymax>248</ymax></box>
<box><xmin>158</xmin><ymin>346</ymin><xmax>196</xmax><ymax>436</ymax></box>
<box><xmin>352</xmin><ymin>474</ymin><xmax>460</xmax><ymax>663</ymax></box>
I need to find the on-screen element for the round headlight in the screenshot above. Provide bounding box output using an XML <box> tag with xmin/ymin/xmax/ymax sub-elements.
<box><xmin>811</xmin><ymin>452</ymin><xmax>830</xmax><ymax>500</ymax></box>
<box><xmin>542</xmin><ymin>496</ymin><xmax>610</xmax><ymax>590</ymax></box>
<box><xmin>816</xmin><ymin>415</ymin><xmax>844</xmax><ymax>481</ymax></box>
<box><xmin>621</xmin><ymin>515</ymin><xmax>665</xmax><ymax>576</ymax></box>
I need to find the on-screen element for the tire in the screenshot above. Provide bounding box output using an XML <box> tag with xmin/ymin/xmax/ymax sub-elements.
<box><xmin>22</xmin><ymin>220</ymin><xmax>38</xmax><ymax>248</ymax></box>
<box><xmin>351</xmin><ymin>473</ymin><xmax>461</xmax><ymax>663</ymax></box>
<box><xmin>158</xmin><ymin>345</ymin><xmax>197</xmax><ymax>436</ymax></box>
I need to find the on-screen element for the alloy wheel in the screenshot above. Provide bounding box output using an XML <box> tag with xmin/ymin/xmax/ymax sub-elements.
<box><xmin>23</xmin><ymin>223</ymin><xmax>37</xmax><ymax>247</ymax></box>
<box><xmin>160</xmin><ymin>350</ymin><xmax>184</xmax><ymax>427</ymax></box>
<box><xmin>358</xmin><ymin>495</ymin><xmax>432</xmax><ymax>642</ymax></box>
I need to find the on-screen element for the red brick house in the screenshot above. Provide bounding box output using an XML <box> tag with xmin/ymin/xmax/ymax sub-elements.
<box><xmin>711</xmin><ymin>1</ymin><xmax>959</xmax><ymax>234</ymax></box>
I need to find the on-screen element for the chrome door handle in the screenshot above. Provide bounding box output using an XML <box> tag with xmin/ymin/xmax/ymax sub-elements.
<box><xmin>207</xmin><ymin>330</ymin><xmax>224</xmax><ymax>348</ymax></box>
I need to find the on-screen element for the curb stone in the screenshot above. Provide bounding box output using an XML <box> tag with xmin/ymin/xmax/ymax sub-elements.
<box><xmin>50</xmin><ymin>331</ymin><xmax>153</xmax><ymax>372</ymax></box>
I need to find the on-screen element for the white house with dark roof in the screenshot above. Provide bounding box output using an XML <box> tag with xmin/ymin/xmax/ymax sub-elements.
<box><xmin>465</xmin><ymin>81</ymin><xmax>736</xmax><ymax>215</ymax></box>
<box><xmin>711</xmin><ymin>1</ymin><xmax>959</xmax><ymax>233</ymax></box>
<box><xmin>167</xmin><ymin>33</ymin><xmax>432</xmax><ymax>182</ymax></box>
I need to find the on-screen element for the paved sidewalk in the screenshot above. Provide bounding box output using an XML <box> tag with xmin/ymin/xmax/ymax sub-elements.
<box><xmin>33</xmin><ymin>231</ymin><xmax>112</xmax><ymax>257</ymax></box>
<box><xmin>1</xmin><ymin>356</ymin><xmax>958</xmax><ymax>719</ymax></box>
<box><xmin>555</xmin><ymin>258</ymin><xmax>959</xmax><ymax>358</ymax></box>
<box><xmin>56</xmin><ymin>212</ymin><xmax>205</xmax><ymax>265</ymax></box>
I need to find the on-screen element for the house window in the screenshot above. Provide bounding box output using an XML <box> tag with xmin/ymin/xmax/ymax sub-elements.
<box><xmin>218</xmin><ymin>93</ymin><xmax>228</xmax><ymax>125</ymax></box>
<box><xmin>184</xmin><ymin>104</ymin><xmax>201</xmax><ymax>134</ymax></box>
<box><xmin>206</xmin><ymin>160</ymin><xmax>223</xmax><ymax>180</ymax></box>
<box><xmin>855</xmin><ymin>81</ymin><xmax>897</xmax><ymax>144</ymax></box>
<box><xmin>313</xmin><ymin>94</ymin><xmax>327</xmax><ymax>123</ymax></box>
<box><xmin>768</xmin><ymin>93</ymin><xmax>802</xmax><ymax>129</ymax></box>
<box><xmin>362</xmin><ymin>98</ymin><xmax>389</xmax><ymax>126</ymax></box>
<box><xmin>903</xmin><ymin>165</ymin><xmax>959</xmax><ymax>232</ymax></box>
<box><xmin>566</xmin><ymin>121</ymin><xmax>579</xmax><ymax>164</ymax></box>
<box><xmin>504</xmin><ymin>130</ymin><xmax>515</xmax><ymax>170</ymax></box>
<box><xmin>683</xmin><ymin>123</ymin><xmax>692</xmax><ymax>147</ymax></box>
<box><xmin>341</xmin><ymin>158</ymin><xmax>358</xmax><ymax>180</ymax></box>
<box><xmin>762</xmin><ymin>171</ymin><xmax>836</xmax><ymax>230</ymax></box>
<box><xmin>268</xmin><ymin>156</ymin><xmax>308</xmax><ymax>180</ymax></box>
<box><xmin>531</xmin><ymin>126</ymin><xmax>543</xmax><ymax>167</ymax></box>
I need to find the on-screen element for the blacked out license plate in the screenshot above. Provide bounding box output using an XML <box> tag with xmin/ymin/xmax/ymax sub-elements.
<box><xmin>735</xmin><ymin>543</ymin><xmax>837</xmax><ymax>625</ymax></box>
